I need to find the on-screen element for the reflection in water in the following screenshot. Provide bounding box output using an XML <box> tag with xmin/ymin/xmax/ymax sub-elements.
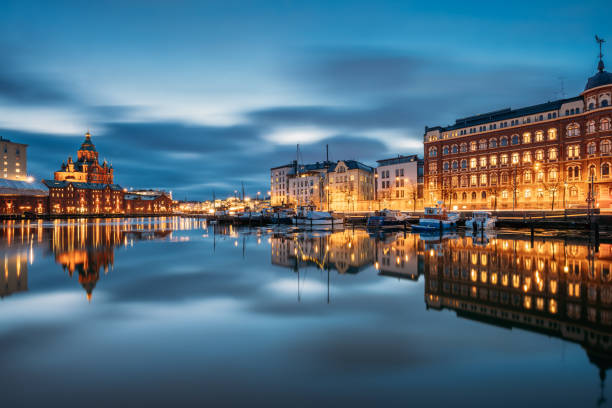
<box><xmin>0</xmin><ymin>217</ymin><xmax>206</xmax><ymax>300</ymax></box>
<box><xmin>0</xmin><ymin>220</ymin><xmax>611</xmax><ymax>405</ymax></box>
<box><xmin>423</xmin><ymin>235</ymin><xmax>612</xmax><ymax>404</ymax></box>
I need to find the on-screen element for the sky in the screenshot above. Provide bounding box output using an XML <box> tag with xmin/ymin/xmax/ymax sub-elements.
<box><xmin>0</xmin><ymin>0</ymin><xmax>610</xmax><ymax>200</ymax></box>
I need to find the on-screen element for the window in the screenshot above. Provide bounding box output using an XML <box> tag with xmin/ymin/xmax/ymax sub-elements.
<box><xmin>479</xmin><ymin>139</ymin><xmax>487</xmax><ymax>150</ymax></box>
<box><xmin>481</xmin><ymin>191</ymin><xmax>487</xmax><ymax>200</ymax></box>
<box><xmin>567</xmin><ymin>145</ymin><xmax>580</xmax><ymax>159</ymax></box>
<box><xmin>587</xmin><ymin>121</ymin><xmax>596</xmax><ymax>134</ymax></box>
<box><xmin>511</xmin><ymin>134</ymin><xmax>519</xmax><ymax>145</ymax></box>
<box><xmin>470</xmin><ymin>175</ymin><xmax>477</xmax><ymax>186</ymax></box>
<box><xmin>567</xmin><ymin>123</ymin><xmax>580</xmax><ymax>137</ymax></box>
<box><xmin>523</xmin><ymin>133</ymin><xmax>531</xmax><ymax>144</ymax></box>
<box><xmin>535</xmin><ymin>131</ymin><xmax>544</xmax><ymax>142</ymax></box>
<box><xmin>548</xmin><ymin>148</ymin><xmax>558</xmax><ymax>160</ymax></box>
<box><xmin>602</xmin><ymin>118</ymin><xmax>611</xmax><ymax>131</ymax></box>
<box><xmin>452</xmin><ymin>145</ymin><xmax>459</xmax><ymax>154</ymax></box>
<box><xmin>480</xmin><ymin>174</ymin><xmax>487</xmax><ymax>186</ymax></box>
<box><xmin>511</xmin><ymin>152</ymin><xmax>519</xmax><ymax>164</ymax></box>
<box><xmin>479</xmin><ymin>157</ymin><xmax>487</xmax><ymax>167</ymax></box>
<box><xmin>462</xmin><ymin>192</ymin><xmax>467</xmax><ymax>200</ymax></box>
<box><xmin>443</xmin><ymin>146</ymin><xmax>449</xmax><ymax>155</ymax></box>
<box><xmin>568</xmin><ymin>166</ymin><xmax>580</xmax><ymax>181</ymax></box>
<box><xmin>500</xmin><ymin>137</ymin><xmax>508</xmax><ymax>147</ymax></box>
<box><xmin>501</xmin><ymin>173</ymin><xmax>509</xmax><ymax>183</ymax></box>
<box><xmin>500</xmin><ymin>154</ymin><xmax>508</xmax><ymax>165</ymax></box>
<box><xmin>461</xmin><ymin>159</ymin><xmax>467</xmax><ymax>169</ymax></box>
<box><xmin>443</xmin><ymin>161</ymin><xmax>450</xmax><ymax>171</ymax></box>
<box><xmin>523</xmin><ymin>151</ymin><xmax>532</xmax><ymax>163</ymax></box>
<box><xmin>525</xmin><ymin>189</ymin><xmax>531</xmax><ymax>198</ymax></box>
<box><xmin>470</xmin><ymin>141</ymin><xmax>477</xmax><ymax>151</ymax></box>
<box><xmin>490</xmin><ymin>155</ymin><xmax>498</xmax><ymax>166</ymax></box>
<box><xmin>587</xmin><ymin>142</ymin><xmax>596</xmax><ymax>155</ymax></box>
<box><xmin>602</xmin><ymin>140</ymin><xmax>611</xmax><ymax>154</ymax></box>
<box><xmin>548</xmin><ymin>128</ymin><xmax>557</xmax><ymax>140</ymax></box>
<box><xmin>429</xmin><ymin>147</ymin><xmax>437</xmax><ymax>157</ymax></box>
<box><xmin>602</xmin><ymin>163</ymin><xmax>610</xmax><ymax>178</ymax></box>
<box><xmin>603</xmin><ymin>100</ymin><xmax>610</xmax><ymax>107</ymax></box>
<box><xmin>471</xmin><ymin>192</ymin><xmax>477</xmax><ymax>200</ymax></box>
<box><xmin>460</xmin><ymin>143</ymin><xmax>467</xmax><ymax>153</ymax></box>
<box><xmin>452</xmin><ymin>160</ymin><xmax>458</xmax><ymax>170</ymax></box>
<box><xmin>470</xmin><ymin>158</ymin><xmax>477</xmax><ymax>169</ymax></box>
<box><xmin>536</xmin><ymin>171</ymin><xmax>544</xmax><ymax>182</ymax></box>
<box><xmin>489</xmin><ymin>139</ymin><xmax>497</xmax><ymax>148</ymax></box>
<box><xmin>502</xmin><ymin>190</ymin><xmax>508</xmax><ymax>199</ymax></box>
<box><xmin>491</xmin><ymin>173</ymin><xmax>498</xmax><ymax>185</ymax></box>
<box><xmin>461</xmin><ymin>176</ymin><xmax>467</xmax><ymax>187</ymax></box>
<box><xmin>549</xmin><ymin>169</ymin><xmax>558</xmax><ymax>181</ymax></box>
<box><xmin>535</xmin><ymin>149</ymin><xmax>544</xmax><ymax>161</ymax></box>
<box><xmin>524</xmin><ymin>171</ymin><xmax>532</xmax><ymax>183</ymax></box>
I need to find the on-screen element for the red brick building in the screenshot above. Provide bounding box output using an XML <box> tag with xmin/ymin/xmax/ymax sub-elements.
<box><xmin>0</xmin><ymin>179</ymin><xmax>48</xmax><ymax>215</ymax></box>
<box><xmin>424</xmin><ymin>54</ymin><xmax>612</xmax><ymax>210</ymax></box>
<box><xmin>125</xmin><ymin>192</ymin><xmax>173</xmax><ymax>215</ymax></box>
<box><xmin>44</xmin><ymin>180</ymin><xmax>124</xmax><ymax>214</ymax></box>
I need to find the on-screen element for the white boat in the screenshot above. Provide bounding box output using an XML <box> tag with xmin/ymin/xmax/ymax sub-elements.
<box><xmin>465</xmin><ymin>211</ymin><xmax>496</xmax><ymax>230</ymax></box>
<box><xmin>412</xmin><ymin>207</ymin><xmax>459</xmax><ymax>232</ymax></box>
<box><xmin>367</xmin><ymin>209</ymin><xmax>409</xmax><ymax>229</ymax></box>
<box><xmin>238</xmin><ymin>211</ymin><xmax>263</xmax><ymax>221</ymax></box>
<box><xmin>292</xmin><ymin>210</ymin><xmax>344</xmax><ymax>228</ymax></box>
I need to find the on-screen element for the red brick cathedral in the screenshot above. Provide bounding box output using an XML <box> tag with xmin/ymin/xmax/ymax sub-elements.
<box><xmin>54</xmin><ymin>132</ymin><xmax>114</xmax><ymax>184</ymax></box>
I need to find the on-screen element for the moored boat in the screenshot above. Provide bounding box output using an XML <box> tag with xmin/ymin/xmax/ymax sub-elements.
<box><xmin>465</xmin><ymin>211</ymin><xmax>496</xmax><ymax>231</ymax></box>
<box><xmin>412</xmin><ymin>206</ymin><xmax>459</xmax><ymax>231</ymax></box>
<box><xmin>367</xmin><ymin>209</ymin><xmax>408</xmax><ymax>230</ymax></box>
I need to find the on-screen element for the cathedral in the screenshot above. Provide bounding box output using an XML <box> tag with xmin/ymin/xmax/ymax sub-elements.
<box><xmin>54</xmin><ymin>132</ymin><xmax>114</xmax><ymax>184</ymax></box>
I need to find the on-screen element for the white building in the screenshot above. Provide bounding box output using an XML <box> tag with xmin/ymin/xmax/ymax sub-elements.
<box><xmin>375</xmin><ymin>155</ymin><xmax>424</xmax><ymax>211</ymax></box>
<box><xmin>0</xmin><ymin>136</ymin><xmax>27</xmax><ymax>181</ymax></box>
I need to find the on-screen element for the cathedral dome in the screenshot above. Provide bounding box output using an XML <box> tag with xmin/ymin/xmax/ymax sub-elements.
<box><xmin>80</xmin><ymin>132</ymin><xmax>97</xmax><ymax>151</ymax></box>
<box><xmin>585</xmin><ymin>70</ymin><xmax>612</xmax><ymax>91</ymax></box>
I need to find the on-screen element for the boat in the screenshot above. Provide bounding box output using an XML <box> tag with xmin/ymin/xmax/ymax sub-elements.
<box><xmin>465</xmin><ymin>211</ymin><xmax>496</xmax><ymax>231</ymax></box>
<box><xmin>292</xmin><ymin>210</ymin><xmax>344</xmax><ymax>228</ymax></box>
<box><xmin>367</xmin><ymin>209</ymin><xmax>409</xmax><ymax>230</ymax></box>
<box><xmin>412</xmin><ymin>206</ymin><xmax>459</xmax><ymax>231</ymax></box>
<box><xmin>238</xmin><ymin>211</ymin><xmax>263</xmax><ymax>221</ymax></box>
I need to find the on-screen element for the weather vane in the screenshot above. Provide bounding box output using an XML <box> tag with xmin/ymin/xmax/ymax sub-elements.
<box><xmin>596</xmin><ymin>35</ymin><xmax>605</xmax><ymax>71</ymax></box>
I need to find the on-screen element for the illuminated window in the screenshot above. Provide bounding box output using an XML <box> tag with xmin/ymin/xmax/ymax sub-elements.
<box><xmin>479</xmin><ymin>157</ymin><xmax>487</xmax><ymax>167</ymax></box>
<box><xmin>602</xmin><ymin>118</ymin><xmax>611</xmax><ymax>131</ymax></box>
<box><xmin>524</xmin><ymin>170</ymin><xmax>532</xmax><ymax>183</ymax></box>
<box><xmin>587</xmin><ymin>142</ymin><xmax>596</xmax><ymax>155</ymax></box>
<box><xmin>535</xmin><ymin>131</ymin><xmax>544</xmax><ymax>142</ymax></box>
<box><xmin>523</xmin><ymin>133</ymin><xmax>531</xmax><ymax>143</ymax></box>
<box><xmin>549</xmin><ymin>169</ymin><xmax>558</xmax><ymax>181</ymax></box>
<box><xmin>523</xmin><ymin>151</ymin><xmax>531</xmax><ymax>163</ymax></box>
<box><xmin>490</xmin><ymin>155</ymin><xmax>498</xmax><ymax>166</ymax></box>
<box><xmin>587</xmin><ymin>121</ymin><xmax>596</xmax><ymax>133</ymax></box>
<box><xmin>470</xmin><ymin>175</ymin><xmax>477</xmax><ymax>186</ymax></box>
<box><xmin>502</xmin><ymin>190</ymin><xmax>508</xmax><ymax>198</ymax></box>
<box><xmin>500</xmin><ymin>154</ymin><xmax>508</xmax><ymax>165</ymax></box>
<box><xmin>567</xmin><ymin>145</ymin><xmax>580</xmax><ymax>158</ymax></box>
<box><xmin>511</xmin><ymin>152</ymin><xmax>519</xmax><ymax>164</ymax></box>
<box><xmin>470</xmin><ymin>158</ymin><xmax>477</xmax><ymax>169</ymax></box>
<box><xmin>548</xmin><ymin>148</ymin><xmax>558</xmax><ymax>160</ymax></box>
<box><xmin>470</xmin><ymin>141</ymin><xmax>477</xmax><ymax>151</ymax></box>
<box><xmin>536</xmin><ymin>149</ymin><xmax>544</xmax><ymax>161</ymax></box>
<box><xmin>547</xmin><ymin>128</ymin><xmax>557</xmax><ymax>140</ymax></box>
<box><xmin>525</xmin><ymin>189</ymin><xmax>531</xmax><ymax>198</ymax></box>
<box><xmin>567</xmin><ymin>123</ymin><xmax>580</xmax><ymax>137</ymax></box>
<box><xmin>480</xmin><ymin>174</ymin><xmax>487</xmax><ymax>185</ymax></box>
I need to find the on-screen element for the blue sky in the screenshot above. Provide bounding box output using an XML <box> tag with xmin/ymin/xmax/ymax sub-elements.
<box><xmin>0</xmin><ymin>0</ymin><xmax>609</xmax><ymax>199</ymax></box>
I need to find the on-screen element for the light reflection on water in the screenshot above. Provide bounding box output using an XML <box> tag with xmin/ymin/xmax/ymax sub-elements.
<box><xmin>0</xmin><ymin>217</ymin><xmax>610</xmax><ymax>407</ymax></box>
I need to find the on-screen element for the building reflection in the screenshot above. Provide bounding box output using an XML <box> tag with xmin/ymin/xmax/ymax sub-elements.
<box><xmin>375</xmin><ymin>232</ymin><xmax>424</xmax><ymax>281</ymax></box>
<box><xmin>423</xmin><ymin>235</ymin><xmax>612</xmax><ymax>398</ymax></box>
<box><xmin>0</xmin><ymin>217</ymin><xmax>206</xmax><ymax>301</ymax></box>
<box><xmin>271</xmin><ymin>230</ymin><xmax>376</xmax><ymax>274</ymax></box>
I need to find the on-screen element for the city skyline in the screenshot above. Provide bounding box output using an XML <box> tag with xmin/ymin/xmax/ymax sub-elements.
<box><xmin>0</xmin><ymin>0</ymin><xmax>610</xmax><ymax>200</ymax></box>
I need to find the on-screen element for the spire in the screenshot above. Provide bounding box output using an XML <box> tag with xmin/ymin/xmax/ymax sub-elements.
<box><xmin>596</xmin><ymin>35</ymin><xmax>606</xmax><ymax>72</ymax></box>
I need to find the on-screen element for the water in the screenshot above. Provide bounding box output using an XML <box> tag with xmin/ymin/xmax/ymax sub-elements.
<box><xmin>0</xmin><ymin>217</ymin><xmax>610</xmax><ymax>407</ymax></box>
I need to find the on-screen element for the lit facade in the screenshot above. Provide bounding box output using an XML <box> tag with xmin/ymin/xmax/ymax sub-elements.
<box><xmin>424</xmin><ymin>55</ymin><xmax>612</xmax><ymax>210</ymax></box>
<box><xmin>54</xmin><ymin>132</ymin><xmax>114</xmax><ymax>184</ymax></box>
<box><xmin>326</xmin><ymin>160</ymin><xmax>374</xmax><ymax>212</ymax></box>
<box><xmin>0</xmin><ymin>136</ymin><xmax>27</xmax><ymax>181</ymax></box>
<box><xmin>375</xmin><ymin>155</ymin><xmax>424</xmax><ymax>211</ymax></box>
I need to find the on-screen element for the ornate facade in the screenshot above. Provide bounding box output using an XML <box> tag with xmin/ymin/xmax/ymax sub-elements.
<box><xmin>54</xmin><ymin>132</ymin><xmax>114</xmax><ymax>184</ymax></box>
<box><xmin>424</xmin><ymin>53</ymin><xmax>612</xmax><ymax>210</ymax></box>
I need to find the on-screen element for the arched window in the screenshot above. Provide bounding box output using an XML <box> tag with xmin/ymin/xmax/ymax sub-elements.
<box><xmin>500</xmin><ymin>137</ymin><xmax>508</xmax><ymax>147</ymax></box>
<box><xmin>452</xmin><ymin>144</ymin><xmax>459</xmax><ymax>154</ymax></box>
<box><xmin>461</xmin><ymin>176</ymin><xmax>467</xmax><ymax>187</ymax></box>
<box><xmin>587</xmin><ymin>142</ymin><xmax>597</xmax><ymax>155</ymax></box>
<box><xmin>461</xmin><ymin>159</ymin><xmax>467</xmax><ymax>169</ymax></box>
<box><xmin>462</xmin><ymin>192</ymin><xmax>467</xmax><ymax>200</ymax></box>
<box><xmin>489</xmin><ymin>138</ymin><xmax>497</xmax><ymax>148</ymax></box>
<box><xmin>511</xmin><ymin>152</ymin><xmax>519</xmax><ymax>164</ymax></box>
<box><xmin>443</xmin><ymin>161</ymin><xmax>450</xmax><ymax>170</ymax></box>
<box><xmin>511</xmin><ymin>134</ymin><xmax>520</xmax><ymax>145</ymax></box>
<box><xmin>535</xmin><ymin>131</ymin><xmax>544</xmax><ymax>142</ymax></box>
<box><xmin>429</xmin><ymin>147</ymin><xmax>437</xmax><ymax>157</ymax></box>
<box><xmin>524</xmin><ymin>170</ymin><xmax>532</xmax><ymax>183</ymax></box>
<box><xmin>523</xmin><ymin>151</ymin><xmax>531</xmax><ymax>163</ymax></box>
<box><xmin>602</xmin><ymin>163</ymin><xmax>610</xmax><ymax>178</ymax></box>
<box><xmin>547</xmin><ymin>128</ymin><xmax>557</xmax><ymax>140</ymax></box>
<box><xmin>490</xmin><ymin>155</ymin><xmax>498</xmax><ymax>166</ymax></box>
<box><xmin>490</xmin><ymin>173</ymin><xmax>498</xmax><ymax>185</ymax></box>
<box><xmin>603</xmin><ymin>100</ymin><xmax>610</xmax><ymax>107</ymax></box>
<box><xmin>501</xmin><ymin>173</ymin><xmax>508</xmax><ymax>183</ymax></box>
<box><xmin>452</xmin><ymin>160</ymin><xmax>458</xmax><ymax>170</ymax></box>
<box><xmin>481</xmin><ymin>191</ymin><xmax>487</xmax><ymax>200</ymax></box>
<box><xmin>452</xmin><ymin>192</ymin><xmax>457</xmax><ymax>200</ymax></box>
<box><xmin>523</xmin><ymin>132</ymin><xmax>531</xmax><ymax>143</ymax></box>
<box><xmin>601</xmin><ymin>118</ymin><xmax>611</xmax><ymax>131</ymax></box>
<box><xmin>536</xmin><ymin>171</ymin><xmax>544</xmax><ymax>182</ymax></box>
<box><xmin>470</xmin><ymin>141</ymin><xmax>477</xmax><ymax>151</ymax></box>
<box><xmin>470</xmin><ymin>158</ymin><xmax>477</xmax><ymax>169</ymax></box>
<box><xmin>480</xmin><ymin>174</ymin><xmax>487</xmax><ymax>185</ymax></box>
<box><xmin>567</xmin><ymin>123</ymin><xmax>580</xmax><ymax>137</ymax></box>
<box><xmin>587</xmin><ymin>121</ymin><xmax>596</xmax><ymax>134</ymax></box>
<box><xmin>602</xmin><ymin>140</ymin><xmax>611</xmax><ymax>154</ymax></box>
<box><xmin>567</xmin><ymin>167</ymin><xmax>573</xmax><ymax>179</ymax></box>
<box><xmin>452</xmin><ymin>176</ymin><xmax>458</xmax><ymax>187</ymax></box>
<box><xmin>479</xmin><ymin>157</ymin><xmax>487</xmax><ymax>167</ymax></box>
<box><xmin>570</xmin><ymin>186</ymin><xmax>578</xmax><ymax>197</ymax></box>
<box><xmin>460</xmin><ymin>143</ymin><xmax>467</xmax><ymax>153</ymax></box>
<box><xmin>536</xmin><ymin>149</ymin><xmax>544</xmax><ymax>161</ymax></box>
<box><xmin>471</xmin><ymin>192</ymin><xmax>477</xmax><ymax>200</ymax></box>
<box><xmin>479</xmin><ymin>139</ymin><xmax>487</xmax><ymax>150</ymax></box>
<box><xmin>549</xmin><ymin>168</ymin><xmax>558</xmax><ymax>181</ymax></box>
<box><xmin>443</xmin><ymin>146</ymin><xmax>450</xmax><ymax>155</ymax></box>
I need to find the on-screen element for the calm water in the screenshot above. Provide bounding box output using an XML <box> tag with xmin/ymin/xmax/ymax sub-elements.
<box><xmin>0</xmin><ymin>217</ymin><xmax>610</xmax><ymax>407</ymax></box>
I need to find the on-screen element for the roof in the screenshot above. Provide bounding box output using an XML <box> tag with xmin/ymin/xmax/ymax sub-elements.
<box><xmin>125</xmin><ymin>193</ymin><xmax>168</xmax><ymax>201</ymax></box>
<box><xmin>429</xmin><ymin>96</ymin><xmax>582</xmax><ymax>133</ymax></box>
<box><xmin>585</xmin><ymin>70</ymin><xmax>612</xmax><ymax>91</ymax></box>
<box><xmin>376</xmin><ymin>154</ymin><xmax>421</xmax><ymax>166</ymax></box>
<box><xmin>270</xmin><ymin>163</ymin><xmax>294</xmax><ymax>170</ymax></box>
<box><xmin>0</xmin><ymin>179</ymin><xmax>47</xmax><ymax>196</ymax></box>
<box><xmin>79</xmin><ymin>132</ymin><xmax>97</xmax><ymax>151</ymax></box>
<box><xmin>0</xmin><ymin>137</ymin><xmax>28</xmax><ymax>147</ymax></box>
<box><xmin>43</xmin><ymin>180</ymin><xmax>123</xmax><ymax>191</ymax></box>
<box><xmin>332</xmin><ymin>160</ymin><xmax>374</xmax><ymax>173</ymax></box>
